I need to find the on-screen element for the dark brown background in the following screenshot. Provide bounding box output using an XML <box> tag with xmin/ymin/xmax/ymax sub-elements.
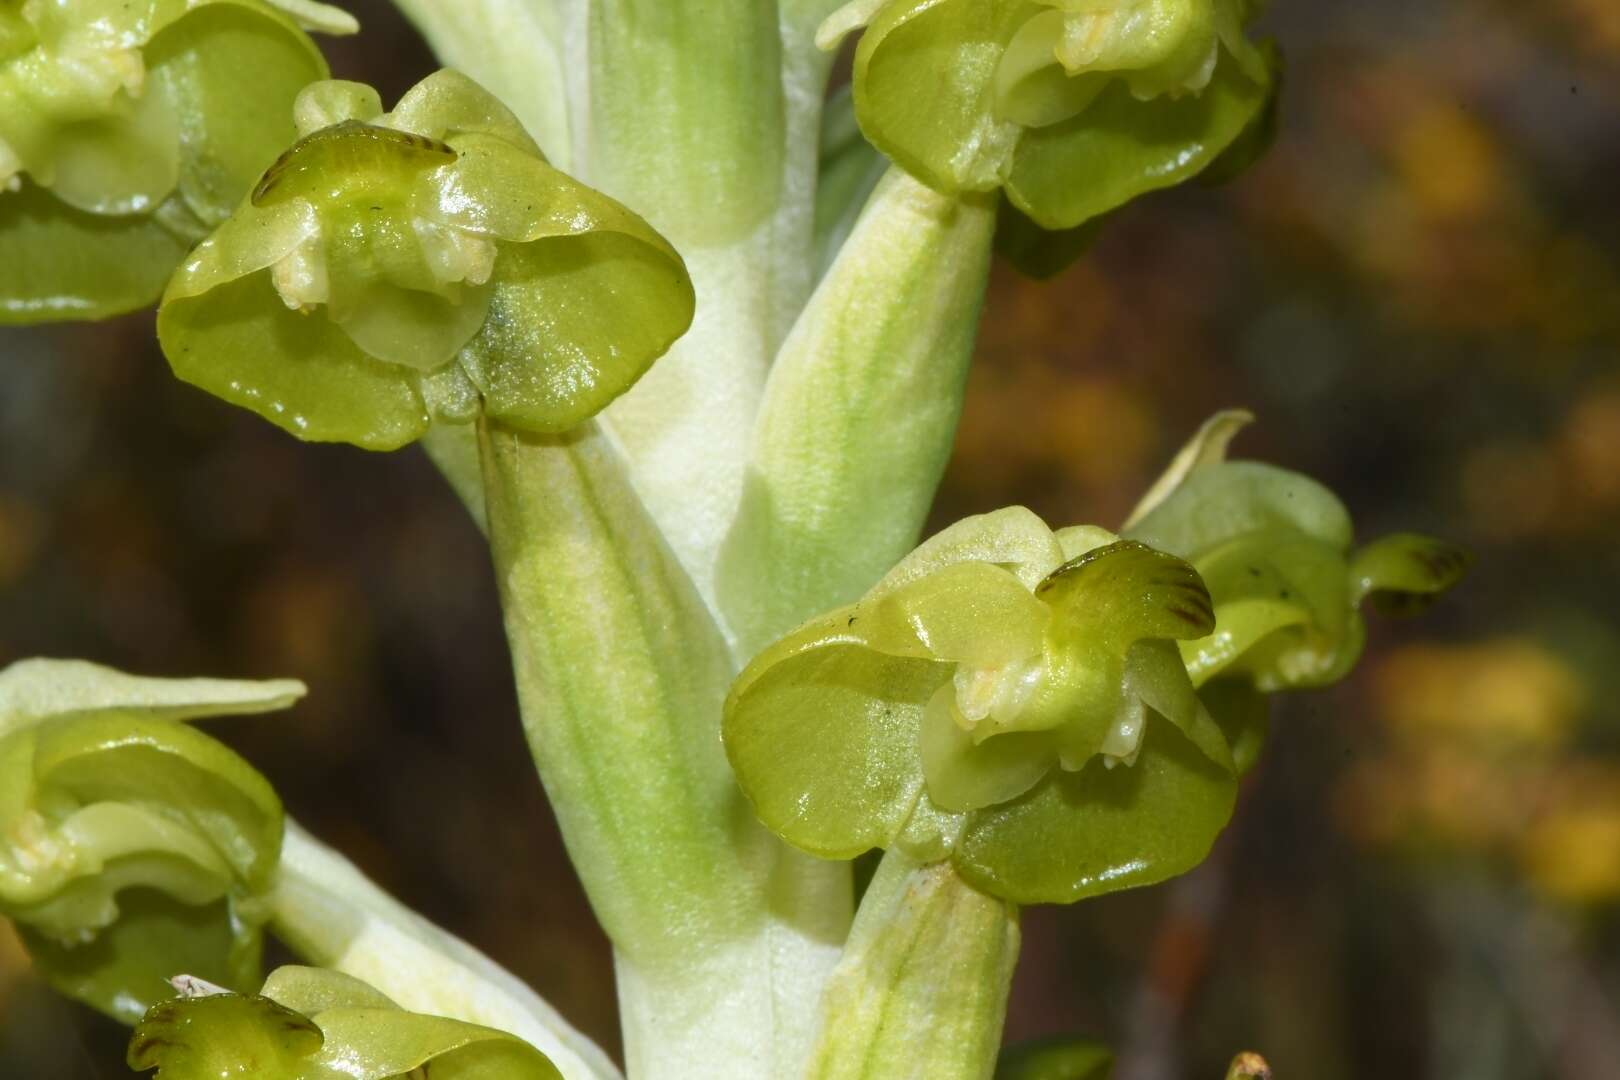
<box><xmin>3</xmin><ymin>1</ymin><xmax>1618</xmax><ymax>1075</ymax></box>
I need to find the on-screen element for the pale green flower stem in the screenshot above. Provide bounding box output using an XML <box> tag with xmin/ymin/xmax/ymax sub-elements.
<box><xmin>806</xmin><ymin>850</ymin><xmax>1020</xmax><ymax>1080</ymax></box>
<box><xmin>270</xmin><ymin>821</ymin><xmax>623</xmax><ymax>1080</ymax></box>
<box><xmin>393</xmin><ymin>5</ymin><xmax>1010</xmax><ymax>1077</ymax></box>
<box><xmin>479</xmin><ymin>419</ymin><xmax>851</xmax><ymax>1080</ymax></box>
<box><xmin>411</xmin><ymin>162</ymin><xmax>1002</xmax><ymax>1080</ymax></box>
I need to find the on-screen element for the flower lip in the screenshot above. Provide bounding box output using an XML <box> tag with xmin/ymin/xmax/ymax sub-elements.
<box><xmin>251</xmin><ymin>119</ymin><xmax>456</xmax><ymax>206</ymax></box>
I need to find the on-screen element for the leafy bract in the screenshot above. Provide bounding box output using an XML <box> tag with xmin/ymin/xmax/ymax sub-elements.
<box><xmin>827</xmin><ymin>0</ymin><xmax>1278</xmax><ymax>231</ymax></box>
<box><xmin>0</xmin><ymin>0</ymin><xmax>330</xmax><ymax>323</ymax></box>
<box><xmin>0</xmin><ymin>658</ymin><xmax>301</xmax><ymax>1022</ymax></box>
<box><xmin>724</xmin><ymin>507</ymin><xmax>1239</xmax><ymax>904</ymax></box>
<box><xmin>128</xmin><ymin>966</ymin><xmax>564</xmax><ymax>1080</ymax></box>
<box><xmin>158</xmin><ymin>70</ymin><xmax>696</xmax><ymax>450</ymax></box>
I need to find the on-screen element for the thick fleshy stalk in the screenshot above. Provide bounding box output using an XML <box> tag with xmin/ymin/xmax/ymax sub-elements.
<box><xmin>479</xmin><ymin>419</ymin><xmax>849</xmax><ymax>1080</ymax></box>
<box><xmin>269</xmin><ymin>822</ymin><xmax>620</xmax><ymax>1080</ymax></box>
<box><xmin>806</xmin><ymin>849</ymin><xmax>1020</xmax><ymax>1080</ymax></box>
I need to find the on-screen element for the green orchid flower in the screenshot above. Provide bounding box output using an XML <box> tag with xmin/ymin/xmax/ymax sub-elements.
<box><xmin>819</xmin><ymin>0</ymin><xmax>1278</xmax><ymax>230</ymax></box>
<box><xmin>1124</xmin><ymin>411</ymin><xmax>1470</xmax><ymax>771</ymax></box>
<box><xmin>723</xmin><ymin>507</ymin><xmax>1238</xmax><ymax>905</ymax></box>
<box><xmin>156</xmin><ymin>70</ymin><xmax>697</xmax><ymax>451</ymax></box>
<box><xmin>0</xmin><ymin>657</ymin><xmax>301</xmax><ymax>1022</ymax></box>
<box><xmin>127</xmin><ymin>965</ymin><xmax>563</xmax><ymax>1079</ymax></box>
<box><xmin>0</xmin><ymin>0</ymin><xmax>341</xmax><ymax>323</ymax></box>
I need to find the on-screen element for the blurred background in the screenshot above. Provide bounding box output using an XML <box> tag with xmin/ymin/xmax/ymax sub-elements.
<box><xmin>2</xmin><ymin>0</ymin><xmax>1618</xmax><ymax>1076</ymax></box>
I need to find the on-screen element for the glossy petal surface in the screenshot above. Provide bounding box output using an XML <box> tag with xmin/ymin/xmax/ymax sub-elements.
<box><xmin>725</xmin><ymin>643</ymin><xmax>946</xmax><ymax>859</ymax></box>
<box><xmin>0</xmin><ymin>180</ymin><xmax>187</xmax><ymax>322</ymax></box>
<box><xmin>955</xmin><ymin>715</ymin><xmax>1237</xmax><ymax>904</ymax></box>
<box><xmin>1006</xmin><ymin>43</ymin><xmax>1271</xmax><ymax>229</ymax></box>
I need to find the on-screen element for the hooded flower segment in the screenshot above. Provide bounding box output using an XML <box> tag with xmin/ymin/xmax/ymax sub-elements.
<box><xmin>820</xmin><ymin>0</ymin><xmax>1278</xmax><ymax>230</ymax></box>
<box><xmin>0</xmin><ymin>658</ymin><xmax>301</xmax><ymax>1022</ymax></box>
<box><xmin>128</xmin><ymin>965</ymin><xmax>563</xmax><ymax>1080</ymax></box>
<box><xmin>0</xmin><ymin>0</ymin><xmax>342</xmax><ymax>323</ymax></box>
<box><xmin>1123</xmin><ymin>411</ymin><xmax>1471</xmax><ymax>771</ymax></box>
<box><xmin>723</xmin><ymin>507</ymin><xmax>1240</xmax><ymax>905</ymax></box>
<box><xmin>156</xmin><ymin>70</ymin><xmax>697</xmax><ymax>451</ymax></box>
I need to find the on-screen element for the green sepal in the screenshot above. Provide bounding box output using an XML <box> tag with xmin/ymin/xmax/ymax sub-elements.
<box><xmin>1005</xmin><ymin>38</ymin><xmax>1274</xmax><ymax>229</ymax></box>
<box><xmin>24</xmin><ymin>892</ymin><xmax>264</xmax><ymax>1026</ymax></box>
<box><xmin>0</xmin><ymin>179</ymin><xmax>189</xmax><ymax>320</ymax></box>
<box><xmin>1349</xmin><ymin>532</ymin><xmax>1473</xmax><ymax>616</ymax></box>
<box><xmin>147</xmin><ymin>0</ymin><xmax>329</xmax><ymax>226</ymax></box>
<box><xmin>127</xmin><ymin>966</ymin><xmax>564</xmax><ymax>1079</ymax></box>
<box><xmin>953</xmin><ymin>715</ymin><xmax>1237</xmax><ymax>904</ymax></box>
<box><xmin>725</xmin><ymin>640</ymin><xmax>946</xmax><ymax>860</ymax></box>
<box><xmin>162</xmin><ymin>268</ymin><xmax>434</xmax><ymax>450</ymax></box>
<box><xmin>879</xmin><ymin>506</ymin><xmax>1065</xmax><ymax>594</ymax></box>
<box><xmin>1127</xmin><ymin>460</ymin><xmax>1353</xmax><ymax>560</ymax></box>
<box><xmin>852</xmin><ymin>0</ymin><xmax>1027</xmax><ymax>195</ymax></box>
<box><xmin>0</xmin><ymin>657</ymin><xmax>305</xmax><ymax>732</ymax></box>
<box><xmin>159</xmin><ymin>70</ymin><xmax>694</xmax><ymax>450</ymax></box>
<box><xmin>996</xmin><ymin>1036</ymin><xmax>1114</xmax><ymax>1080</ymax></box>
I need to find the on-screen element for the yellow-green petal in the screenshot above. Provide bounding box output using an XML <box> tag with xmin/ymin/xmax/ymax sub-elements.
<box><xmin>724</xmin><ymin>643</ymin><xmax>948</xmax><ymax>859</ymax></box>
<box><xmin>386</xmin><ymin>67</ymin><xmax>541</xmax><ymax>154</ymax></box>
<box><xmin>459</xmin><ymin>229</ymin><xmax>695</xmax><ymax>433</ymax></box>
<box><xmin>23</xmin><ymin>892</ymin><xmax>260</xmax><ymax>1025</ymax></box>
<box><xmin>0</xmin><ymin>657</ymin><xmax>305</xmax><ymax>729</ymax></box>
<box><xmin>37</xmin><ymin>68</ymin><xmax>181</xmax><ymax>215</ymax></box>
<box><xmin>1126</xmin><ymin>460</ymin><xmax>1354</xmax><ymax>559</ymax></box>
<box><xmin>920</xmin><ymin>685</ymin><xmax>1055</xmax><ymax>812</ymax></box>
<box><xmin>147</xmin><ymin>0</ymin><xmax>329</xmax><ymax>225</ymax></box>
<box><xmin>160</xmin><ymin>271</ymin><xmax>430</xmax><ymax>449</ymax></box>
<box><xmin>853</xmin><ymin>0</ymin><xmax>1027</xmax><ymax>194</ymax></box>
<box><xmin>0</xmin><ymin>180</ymin><xmax>188</xmax><ymax>321</ymax></box>
<box><xmin>31</xmin><ymin>711</ymin><xmax>283</xmax><ymax>887</ymax></box>
<box><xmin>877</xmin><ymin>505</ymin><xmax>1065</xmax><ymax>595</ymax></box>
<box><xmin>885</xmin><ymin>560</ymin><xmax>1049</xmax><ymax>667</ymax></box>
<box><xmin>1349</xmin><ymin>532</ymin><xmax>1472</xmax><ymax>616</ymax></box>
<box><xmin>1005</xmin><ymin>42</ymin><xmax>1272</xmax><ymax>229</ymax></box>
<box><xmin>954</xmin><ymin>715</ymin><xmax>1237</xmax><ymax>904</ymax></box>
